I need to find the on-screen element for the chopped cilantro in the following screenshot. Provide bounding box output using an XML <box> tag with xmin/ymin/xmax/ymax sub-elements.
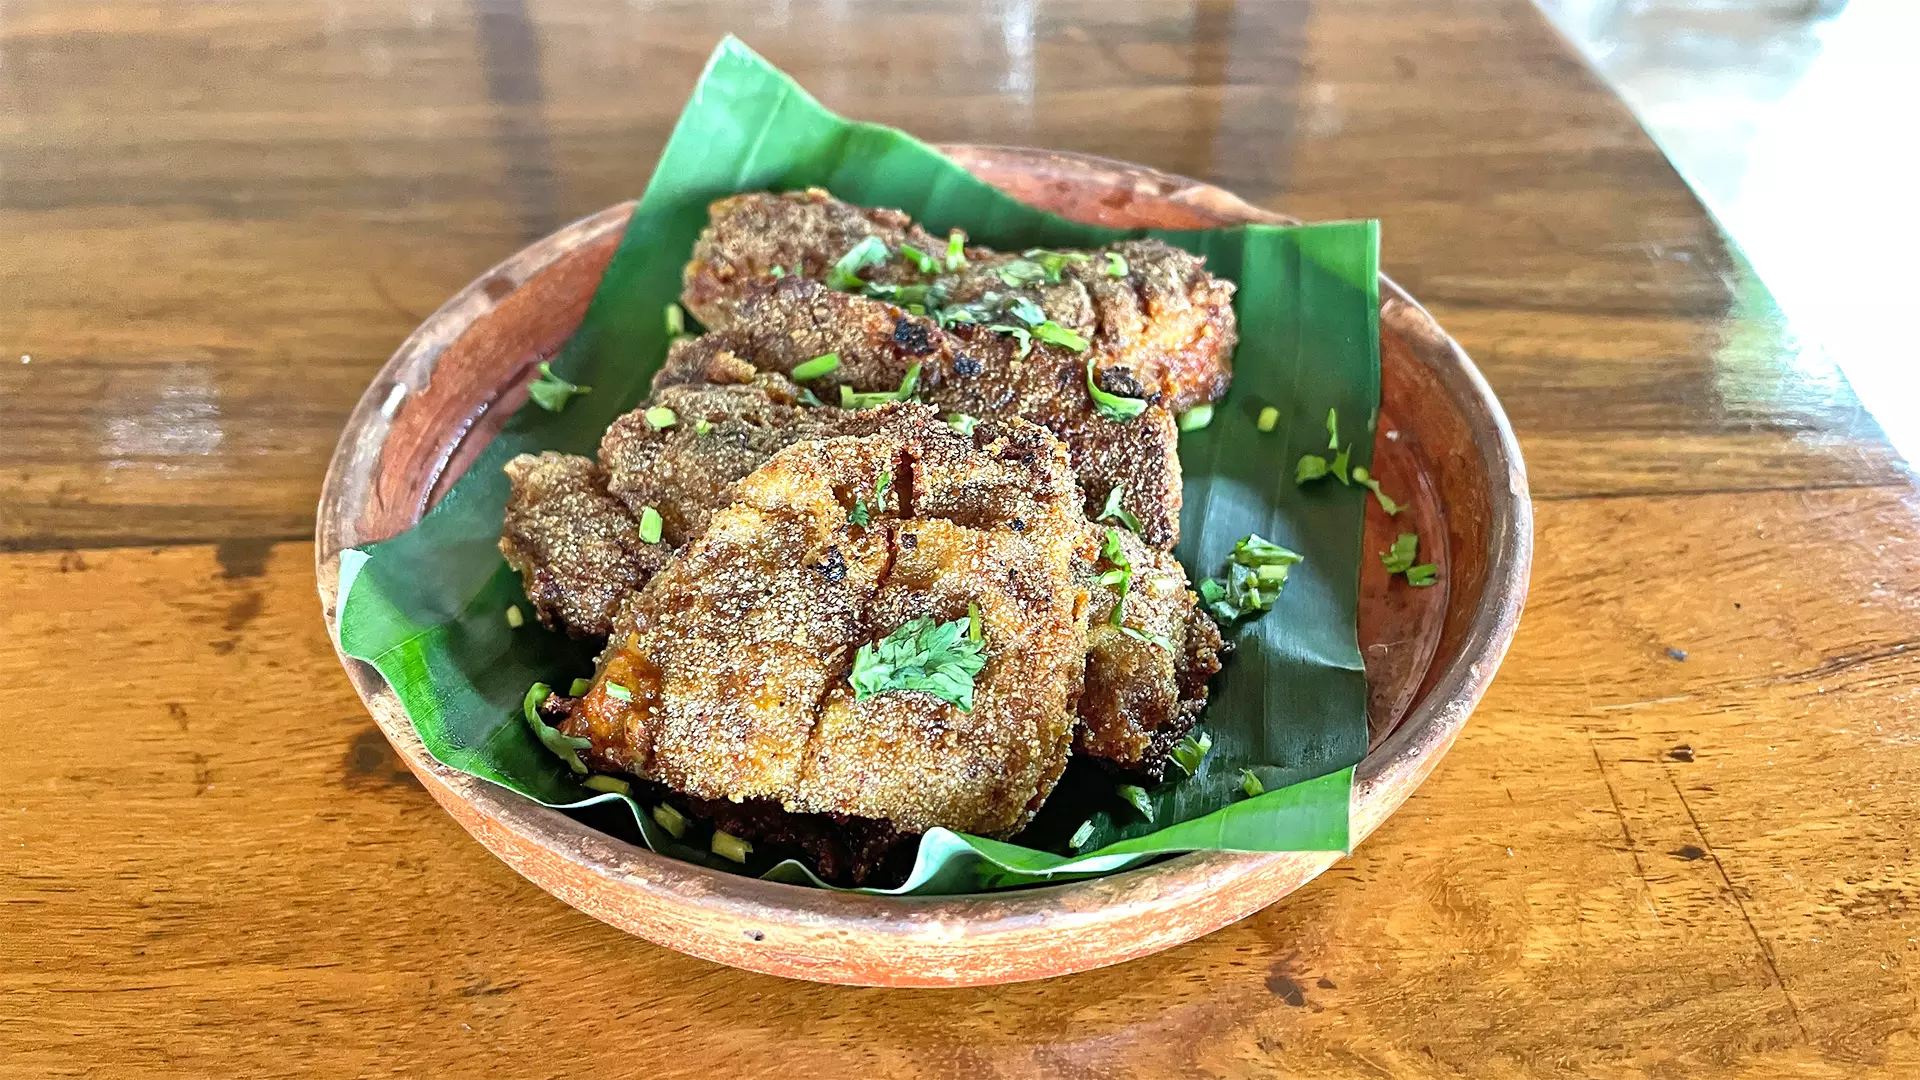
<box><xmin>848</xmin><ymin>467</ymin><xmax>892</xmax><ymax>526</ymax></box>
<box><xmin>1086</xmin><ymin>358</ymin><xmax>1147</xmax><ymax>422</ymax></box>
<box><xmin>849</xmin><ymin>615</ymin><xmax>988</xmax><ymax>711</ymax></box>
<box><xmin>527</xmin><ymin>362</ymin><xmax>589</xmax><ymax>412</ymax></box>
<box><xmin>637</xmin><ymin>506</ymin><xmax>663</xmax><ymax>545</ymax></box>
<box><xmin>1105</xmin><ymin>251</ymin><xmax>1128</xmax><ymax>277</ymax></box>
<box><xmin>897</xmin><ymin>243</ymin><xmax>937</xmax><ymax>274</ymax></box>
<box><xmin>1116</xmin><ymin>783</ymin><xmax>1155</xmax><ymax>822</ymax></box>
<box><xmin>521</xmin><ymin>682</ymin><xmax>590</xmax><ymax>774</ymax></box>
<box><xmin>825</xmin><ymin>235</ymin><xmax>889</xmax><ymax>290</ymax></box>
<box><xmin>1169</xmin><ymin>730</ymin><xmax>1213</xmax><ymax>776</ymax></box>
<box><xmin>1257</xmin><ymin>406</ymin><xmax>1279</xmax><ymax>432</ymax></box>
<box><xmin>790</xmin><ymin>353</ymin><xmax>840</xmax><ymax>381</ymax></box>
<box><xmin>1098</xmin><ymin>483</ymin><xmax>1142</xmax><ymax>533</ymax></box>
<box><xmin>840</xmin><ymin>364</ymin><xmax>920</xmax><ymax>409</ymax></box>
<box><xmin>1240</xmin><ymin>769</ymin><xmax>1266</xmax><ymax>798</ymax></box>
<box><xmin>1177</xmin><ymin>404</ymin><xmax>1214</xmax><ymax>431</ymax></box>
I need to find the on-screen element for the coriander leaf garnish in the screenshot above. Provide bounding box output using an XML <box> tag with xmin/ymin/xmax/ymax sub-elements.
<box><xmin>1105</xmin><ymin>252</ymin><xmax>1128</xmax><ymax>277</ymax></box>
<box><xmin>527</xmin><ymin>362</ymin><xmax>590</xmax><ymax>412</ymax></box>
<box><xmin>1169</xmin><ymin>730</ymin><xmax>1212</xmax><ymax>776</ymax></box>
<box><xmin>1033</xmin><ymin>320</ymin><xmax>1088</xmax><ymax>351</ymax></box>
<box><xmin>1240</xmin><ymin>769</ymin><xmax>1266</xmax><ymax>797</ymax></box>
<box><xmin>637</xmin><ymin>506</ymin><xmax>663</xmax><ymax>544</ymax></box>
<box><xmin>790</xmin><ymin>352</ymin><xmax>840</xmax><ymax>381</ymax></box>
<box><xmin>897</xmin><ymin>243</ymin><xmax>937</xmax><ymax>274</ymax></box>
<box><xmin>1115</xmin><ymin>783</ymin><xmax>1155</xmax><ymax>822</ymax></box>
<box><xmin>1198</xmin><ymin>534</ymin><xmax>1303</xmax><ymax>624</ymax></box>
<box><xmin>1295</xmin><ymin>455</ymin><xmax>1329</xmax><ymax>484</ymax></box>
<box><xmin>1086</xmin><ymin>358</ymin><xmax>1148</xmax><ymax>422</ymax></box>
<box><xmin>849</xmin><ymin>467</ymin><xmax>893</xmax><ymax>526</ymax></box>
<box><xmin>604</xmin><ymin>682</ymin><xmax>633</xmax><ymax>702</ymax></box>
<box><xmin>1257</xmin><ymin>406</ymin><xmax>1279</xmax><ymax>432</ymax></box>
<box><xmin>849</xmin><ymin>615</ymin><xmax>989</xmax><ymax>711</ymax></box>
<box><xmin>1381</xmin><ymin>532</ymin><xmax>1419</xmax><ymax>574</ymax></box>
<box><xmin>521</xmin><ymin>682</ymin><xmax>590</xmax><ymax>774</ymax></box>
<box><xmin>1350</xmin><ymin>466</ymin><xmax>1404</xmax><ymax>514</ymax></box>
<box><xmin>946</xmin><ymin>412</ymin><xmax>979</xmax><ymax>435</ymax></box>
<box><xmin>826</xmin><ymin>235</ymin><xmax>889</xmax><ymax>290</ymax></box>
<box><xmin>995</xmin><ymin>259</ymin><xmax>1050</xmax><ymax>288</ymax></box>
<box><xmin>945</xmin><ymin>229</ymin><xmax>968</xmax><ymax>271</ymax></box>
<box><xmin>840</xmin><ymin>363</ymin><xmax>920</xmax><ymax>409</ymax></box>
<box><xmin>1069</xmin><ymin>819</ymin><xmax>1095</xmax><ymax>849</ymax></box>
<box><xmin>644</xmin><ymin>405</ymin><xmax>677</xmax><ymax>430</ymax></box>
<box><xmin>1098</xmin><ymin>483</ymin><xmax>1143</xmax><ymax>533</ymax></box>
<box><xmin>1100</xmin><ymin>527</ymin><xmax>1134</xmax><ymax>627</ymax></box>
<box><xmin>1177</xmin><ymin>404</ymin><xmax>1213</xmax><ymax>431</ymax></box>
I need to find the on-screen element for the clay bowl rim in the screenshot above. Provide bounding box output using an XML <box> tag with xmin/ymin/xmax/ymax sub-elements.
<box><xmin>317</xmin><ymin>145</ymin><xmax>1532</xmax><ymax>986</ymax></box>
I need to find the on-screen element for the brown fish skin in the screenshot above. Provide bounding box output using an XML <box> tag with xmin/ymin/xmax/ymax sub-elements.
<box><xmin>497</xmin><ymin>451</ymin><xmax>667</xmax><ymax>637</ymax></box>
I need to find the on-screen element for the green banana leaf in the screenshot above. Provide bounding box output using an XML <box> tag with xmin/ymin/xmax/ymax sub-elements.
<box><xmin>336</xmin><ymin>36</ymin><xmax>1379</xmax><ymax>896</ymax></box>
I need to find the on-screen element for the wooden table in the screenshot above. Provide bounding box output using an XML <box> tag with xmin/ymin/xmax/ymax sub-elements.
<box><xmin>4</xmin><ymin>1</ymin><xmax>1915</xmax><ymax>1075</ymax></box>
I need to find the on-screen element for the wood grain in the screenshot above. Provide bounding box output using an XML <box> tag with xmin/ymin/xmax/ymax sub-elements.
<box><xmin>3</xmin><ymin>0</ymin><xmax>1917</xmax><ymax>1070</ymax></box>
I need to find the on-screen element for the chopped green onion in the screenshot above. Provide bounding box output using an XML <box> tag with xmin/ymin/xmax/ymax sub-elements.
<box><xmin>849</xmin><ymin>614</ymin><xmax>988</xmax><ymax>711</ymax></box>
<box><xmin>1005</xmin><ymin>296</ymin><xmax>1047</xmax><ymax>326</ymax></box>
<box><xmin>1101</xmin><ymin>527</ymin><xmax>1134</xmax><ymax>627</ymax></box>
<box><xmin>644</xmin><ymin>406</ymin><xmax>677</xmax><ymax>430</ymax></box>
<box><xmin>797</xmin><ymin>387</ymin><xmax>825</xmax><ymax>408</ymax></box>
<box><xmin>637</xmin><ymin>506</ymin><xmax>663</xmax><ymax>544</ymax></box>
<box><xmin>651</xmin><ymin>803</ymin><xmax>688</xmax><ymax>839</ymax></box>
<box><xmin>1240</xmin><ymin>769</ymin><xmax>1266</xmax><ymax>798</ymax></box>
<box><xmin>840</xmin><ymin>364</ymin><xmax>920</xmax><ymax>409</ymax></box>
<box><xmin>694</xmin><ymin>418</ymin><xmax>712</xmax><ymax>435</ymax></box>
<box><xmin>1350</xmin><ymin>466</ymin><xmax>1404</xmax><ymax>514</ymax></box>
<box><xmin>527</xmin><ymin>362</ymin><xmax>589</xmax><ymax>412</ymax></box>
<box><xmin>1257</xmin><ymin>406</ymin><xmax>1280</xmax><ymax>432</ymax></box>
<box><xmin>1169</xmin><ymin>731</ymin><xmax>1213</xmax><ymax>776</ymax></box>
<box><xmin>1098</xmin><ymin>483</ymin><xmax>1142</xmax><ymax>533</ymax></box>
<box><xmin>505</xmin><ymin>604</ymin><xmax>524</xmax><ymax>629</ymax></box>
<box><xmin>1120</xmin><ymin>625</ymin><xmax>1175</xmax><ymax>650</ymax></box>
<box><xmin>664</xmin><ymin>303</ymin><xmax>685</xmax><ymax>337</ymax></box>
<box><xmin>1086</xmin><ymin>358</ymin><xmax>1148</xmax><ymax>423</ymax></box>
<box><xmin>768</xmin><ymin>265</ymin><xmax>787</xmax><ymax>279</ymax></box>
<box><xmin>604</xmin><ymin>682</ymin><xmax>633</xmax><ymax>702</ymax></box>
<box><xmin>1330</xmin><ymin>446</ymin><xmax>1352</xmax><ymax>485</ymax></box>
<box><xmin>1032</xmin><ymin>320</ymin><xmax>1089</xmax><ymax>352</ymax></box>
<box><xmin>1069</xmin><ymin>819</ymin><xmax>1095</xmax><ymax>850</ymax></box>
<box><xmin>946</xmin><ymin>412</ymin><xmax>979</xmax><ymax>436</ymax></box>
<box><xmin>1105</xmin><ymin>252</ymin><xmax>1128</xmax><ymax>277</ymax></box>
<box><xmin>967</xmin><ymin>600</ymin><xmax>982</xmax><ymax>643</ymax></box>
<box><xmin>1199</xmin><ymin>535</ymin><xmax>1304</xmax><ymax>624</ymax></box>
<box><xmin>987</xmin><ymin>324</ymin><xmax>1034</xmax><ymax>358</ymax></box>
<box><xmin>1326</xmin><ymin>407</ymin><xmax>1340</xmax><ymax>450</ymax></box>
<box><xmin>897</xmin><ymin>243</ymin><xmax>937</xmax><ymax>274</ymax></box>
<box><xmin>1382</xmin><ymin>532</ymin><xmax>1419</xmax><ymax>574</ymax></box>
<box><xmin>1177</xmin><ymin>404</ymin><xmax>1214</xmax><ymax>431</ymax></box>
<box><xmin>826</xmin><ymin>235</ymin><xmax>889</xmax><ymax>290</ymax></box>
<box><xmin>521</xmin><ymin>682</ymin><xmax>590</xmax><ymax>774</ymax></box>
<box><xmin>1406</xmin><ymin>563</ymin><xmax>1438</xmax><ymax>587</ymax></box>
<box><xmin>583</xmin><ymin>775</ymin><xmax>630</xmax><ymax>795</ymax></box>
<box><xmin>790</xmin><ymin>352</ymin><xmax>840</xmax><ymax>381</ymax></box>
<box><xmin>1295</xmin><ymin>455</ymin><xmax>1330</xmax><ymax>485</ymax></box>
<box><xmin>711</xmin><ymin>830</ymin><xmax>753</xmax><ymax>863</ymax></box>
<box><xmin>568</xmin><ymin>677</ymin><xmax>593</xmax><ymax>697</ymax></box>
<box><xmin>945</xmin><ymin>229</ymin><xmax>968</xmax><ymax>271</ymax></box>
<box><xmin>1116</xmin><ymin>783</ymin><xmax>1155</xmax><ymax>822</ymax></box>
<box><xmin>995</xmin><ymin>259</ymin><xmax>1049</xmax><ymax>287</ymax></box>
<box><xmin>1022</xmin><ymin>249</ymin><xmax>1091</xmax><ymax>282</ymax></box>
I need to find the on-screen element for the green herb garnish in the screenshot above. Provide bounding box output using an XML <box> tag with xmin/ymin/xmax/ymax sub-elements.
<box><xmin>527</xmin><ymin>362</ymin><xmax>590</xmax><ymax>412</ymax></box>
<box><xmin>987</xmin><ymin>324</ymin><xmax>1033</xmax><ymax>358</ymax></box>
<box><xmin>1069</xmin><ymin>819</ymin><xmax>1095</xmax><ymax>849</ymax></box>
<box><xmin>1198</xmin><ymin>534</ymin><xmax>1304</xmax><ymax>624</ymax></box>
<box><xmin>505</xmin><ymin>604</ymin><xmax>524</xmax><ymax>629</ymax></box>
<box><xmin>1105</xmin><ymin>252</ymin><xmax>1128</xmax><ymax>277</ymax></box>
<box><xmin>849</xmin><ymin>614</ymin><xmax>989</xmax><ymax>711</ymax></box>
<box><xmin>644</xmin><ymin>405</ymin><xmax>677</xmax><ymax>430</ymax></box>
<box><xmin>790</xmin><ymin>352</ymin><xmax>840</xmax><ymax>381</ymax></box>
<box><xmin>797</xmin><ymin>387</ymin><xmax>825</xmax><ymax>407</ymax></box>
<box><xmin>1098</xmin><ymin>483</ymin><xmax>1142</xmax><ymax>533</ymax></box>
<box><xmin>848</xmin><ymin>468</ymin><xmax>893</xmax><ymax>527</ymax></box>
<box><xmin>1406</xmin><ymin>563</ymin><xmax>1438</xmax><ymax>587</ymax></box>
<box><xmin>1349</xmin><ymin>466</ymin><xmax>1404</xmax><ymax>515</ymax></box>
<box><xmin>568</xmin><ymin>677</ymin><xmax>593</xmax><ymax>697</ymax></box>
<box><xmin>583</xmin><ymin>775</ymin><xmax>630</xmax><ymax>795</ymax></box>
<box><xmin>1022</xmin><ymin>248</ymin><xmax>1090</xmax><ymax>282</ymax></box>
<box><xmin>966</xmin><ymin>600</ymin><xmax>982</xmax><ymax>643</ymax></box>
<box><xmin>946</xmin><ymin>412</ymin><xmax>978</xmax><ymax>436</ymax></box>
<box><xmin>604</xmin><ymin>682</ymin><xmax>633</xmax><ymax>702</ymax></box>
<box><xmin>1330</xmin><ymin>446</ymin><xmax>1352</xmax><ymax>484</ymax></box>
<box><xmin>636</xmin><ymin>506</ymin><xmax>663</xmax><ymax>545</ymax></box>
<box><xmin>826</xmin><ymin>235</ymin><xmax>889</xmax><ymax>290</ymax></box>
<box><xmin>897</xmin><ymin>243</ymin><xmax>937</xmax><ymax>274</ymax></box>
<box><xmin>995</xmin><ymin>259</ymin><xmax>1049</xmax><ymax>288</ymax></box>
<box><xmin>1169</xmin><ymin>730</ymin><xmax>1213</xmax><ymax>776</ymax></box>
<box><xmin>694</xmin><ymin>418</ymin><xmax>712</xmax><ymax>435</ymax></box>
<box><xmin>1086</xmin><ymin>358</ymin><xmax>1147</xmax><ymax>422</ymax></box>
<box><xmin>1295</xmin><ymin>455</ymin><xmax>1329</xmax><ymax>484</ymax></box>
<box><xmin>711</xmin><ymin>830</ymin><xmax>753</xmax><ymax>863</ymax></box>
<box><xmin>1033</xmin><ymin>321</ymin><xmax>1089</xmax><ymax>352</ymax></box>
<box><xmin>945</xmin><ymin>229</ymin><xmax>968</xmax><ymax>271</ymax></box>
<box><xmin>521</xmin><ymin>682</ymin><xmax>590</xmax><ymax>775</ymax></box>
<box><xmin>840</xmin><ymin>363</ymin><xmax>920</xmax><ymax>409</ymax></box>
<box><xmin>1120</xmin><ymin>625</ymin><xmax>1175</xmax><ymax>650</ymax></box>
<box><xmin>1177</xmin><ymin>404</ymin><xmax>1214</xmax><ymax>431</ymax></box>
<box><xmin>1240</xmin><ymin>769</ymin><xmax>1266</xmax><ymax>798</ymax></box>
<box><xmin>1257</xmin><ymin>406</ymin><xmax>1279</xmax><ymax>432</ymax></box>
<box><xmin>1382</xmin><ymin>532</ymin><xmax>1419</xmax><ymax>574</ymax></box>
<box><xmin>1099</xmin><ymin>527</ymin><xmax>1134</xmax><ymax>627</ymax></box>
<box><xmin>664</xmin><ymin>303</ymin><xmax>685</xmax><ymax>337</ymax></box>
<box><xmin>1326</xmin><ymin>407</ymin><xmax>1340</xmax><ymax>450</ymax></box>
<box><xmin>651</xmin><ymin>803</ymin><xmax>688</xmax><ymax>839</ymax></box>
<box><xmin>1116</xmin><ymin>783</ymin><xmax>1155</xmax><ymax>822</ymax></box>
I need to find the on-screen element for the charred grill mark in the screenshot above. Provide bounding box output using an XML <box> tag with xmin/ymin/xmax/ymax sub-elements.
<box><xmin>952</xmin><ymin>353</ymin><xmax>983</xmax><ymax>377</ymax></box>
<box><xmin>810</xmin><ymin>545</ymin><xmax>848</xmax><ymax>583</ymax></box>
<box><xmin>892</xmin><ymin>317</ymin><xmax>935</xmax><ymax>356</ymax></box>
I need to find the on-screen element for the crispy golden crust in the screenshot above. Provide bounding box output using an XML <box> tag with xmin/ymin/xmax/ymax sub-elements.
<box><xmin>568</xmin><ymin>406</ymin><xmax>1090</xmax><ymax>837</ymax></box>
<box><xmin>497</xmin><ymin>452</ymin><xmax>668</xmax><ymax>636</ymax></box>
<box><xmin>686</xmin><ymin>275</ymin><xmax>1188</xmax><ymax>549</ymax></box>
<box><xmin>1076</xmin><ymin>528</ymin><xmax>1225</xmax><ymax>777</ymax></box>
<box><xmin>684</xmin><ymin>190</ymin><xmax>1236</xmax><ymax>413</ymax></box>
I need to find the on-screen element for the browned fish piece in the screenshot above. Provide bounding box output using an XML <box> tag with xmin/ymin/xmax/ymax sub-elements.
<box><xmin>564</xmin><ymin>405</ymin><xmax>1090</xmax><ymax>837</ymax></box>
<box><xmin>497</xmin><ymin>452</ymin><xmax>667</xmax><ymax>636</ymax></box>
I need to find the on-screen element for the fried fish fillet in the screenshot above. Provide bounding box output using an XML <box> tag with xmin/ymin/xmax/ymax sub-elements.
<box><xmin>498</xmin><ymin>452</ymin><xmax>668</xmax><ymax>636</ymax></box>
<box><xmin>562</xmin><ymin>405</ymin><xmax>1091</xmax><ymax>837</ymax></box>
<box><xmin>677</xmin><ymin>275</ymin><xmax>1189</xmax><ymax>549</ymax></box>
<box><xmin>684</xmin><ymin>188</ymin><xmax>1237</xmax><ymax>413</ymax></box>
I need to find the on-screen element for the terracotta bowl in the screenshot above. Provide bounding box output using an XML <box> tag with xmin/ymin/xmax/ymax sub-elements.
<box><xmin>316</xmin><ymin>146</ymin><xmax>1532</xmax><ymax>987</ymax></box>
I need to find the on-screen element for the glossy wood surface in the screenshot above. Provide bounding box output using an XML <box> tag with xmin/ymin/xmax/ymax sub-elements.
<box><xmin>3</xmin><ymin>0</ymin><xmax>1915</xmax><ymax>1072</ymax></box>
